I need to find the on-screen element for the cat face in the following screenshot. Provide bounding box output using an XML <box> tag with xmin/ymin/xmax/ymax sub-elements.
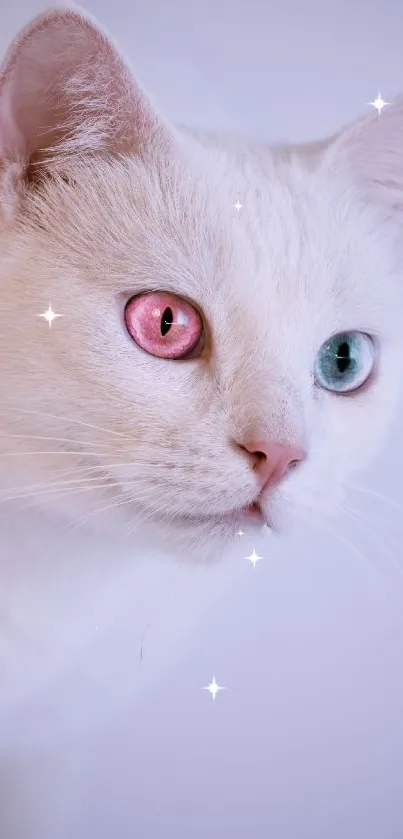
<box><xmin>1</xmin><ymin>7</ymin><xmax>403</xmax><ymax>559</ymax></box>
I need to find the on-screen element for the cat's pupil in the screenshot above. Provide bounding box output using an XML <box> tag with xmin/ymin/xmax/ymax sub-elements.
<box><xmin>161</xmin><ymin>307</ymin><xmax>173</xmax><ymax>337</ymax></box>
<box><xmin>336</xmin><ymin>341</ymin><xmax>350</xmax><ymax>373</ymax></box>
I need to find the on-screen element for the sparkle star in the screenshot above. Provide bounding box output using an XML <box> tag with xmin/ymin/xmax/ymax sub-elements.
<box><xmin>237</xmin><ymin>528</ymin><xmax>245</xmax><ymax>537</ymax></box>
<box><xmin>234</xmin><ymin>200</ymin><xmax>243</xmax><ymax>212</ymax></box>
<box><xmin>368</xmin><ymin>92</ymin><xmax>390</xmax><ymax>115</ymax></box>
<box><xmin>38</xmin><ymin>303</ymin><xmax>63</xmax><ymax>328</ymax></box>
<box><xmin>203</xmin><ymin>677</ymin><xmax>225</xmax><ymax>701</ymax></box>
<box><xmin>246</xmin><ymin>548</ymin><xmax>263</xmax><ymax>568</ymax></box>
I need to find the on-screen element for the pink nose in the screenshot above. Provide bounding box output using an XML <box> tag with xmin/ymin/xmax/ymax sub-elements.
<box><xmin>240</xmin><ymin>439</ymin><xmax>306</xmax><ymax>491</ymax></box>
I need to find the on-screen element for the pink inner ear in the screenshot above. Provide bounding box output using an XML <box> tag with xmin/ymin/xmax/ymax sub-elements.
<box><xmin>0</xmin><ymin>7</ymin><xmax>166</xmax><ymax>169</ymax></box>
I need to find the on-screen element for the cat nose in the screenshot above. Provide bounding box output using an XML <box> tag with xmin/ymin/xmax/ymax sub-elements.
<box><xmin>239</xmin><ymin>439</ymin><xmax>306</xmax><ymax>491</ymax></box>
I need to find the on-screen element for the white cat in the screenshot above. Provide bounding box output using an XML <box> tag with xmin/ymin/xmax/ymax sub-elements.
<box><xmin>1</xmin><ymin>5</ymin><xmax>403</xmax><ymax>836</ymax></box>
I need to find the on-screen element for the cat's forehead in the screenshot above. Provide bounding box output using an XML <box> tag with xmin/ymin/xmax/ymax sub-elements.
<box><xmin>45</xmin><ymin>143</ymin><xmax>396</xmax><ymax>341</ymax></box>
<box><xmin>151</xmin><ymin>140</ymin><xmax>393</xmax><ymax>328</ymax></box>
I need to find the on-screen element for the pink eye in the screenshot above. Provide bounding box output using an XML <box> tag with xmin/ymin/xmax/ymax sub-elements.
<box><xmin>124</xmin><ymin>291</ymin><xmax>204</xmax><ymax>359</ymax></box>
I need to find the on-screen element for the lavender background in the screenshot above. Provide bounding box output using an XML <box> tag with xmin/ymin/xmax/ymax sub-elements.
<box><xmin>3</xmin><ymin>0</ymin><xmax>403</xmax><ymax>836</ymax></box>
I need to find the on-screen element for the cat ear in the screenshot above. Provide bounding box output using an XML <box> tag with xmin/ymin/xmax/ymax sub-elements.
<box><xmin>325</xmin><ymin>97</ymin><xmax>403</xmax><ymax>220</ymax></box>
<box><xmin>0</xmin><ymin>5</ymin><xmax>169</xmax><ymax>210</ymax></box>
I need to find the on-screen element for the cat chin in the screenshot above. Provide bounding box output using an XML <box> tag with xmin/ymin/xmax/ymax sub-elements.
<box><xmin>132</xmin><ymin>509</ymin><xmax>268</xmax><ymax>562</ymax></box>
<box><xmin>25</xmin><ymin>490</ymin><xmax>267</xmax><ymax>562</ymax></box>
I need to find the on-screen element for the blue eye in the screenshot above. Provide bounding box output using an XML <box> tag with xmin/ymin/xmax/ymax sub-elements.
<box><xmin>315</xmin><ymin>331</ymin><xmax>375</xmax><ymax>394</ymax></box>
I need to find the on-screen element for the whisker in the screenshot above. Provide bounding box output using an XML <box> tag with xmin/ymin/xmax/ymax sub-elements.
<box><xmin>126</xmin><ymin>497</ymin><xmax>173</xmax><ymax>535</ymax></box>
<box><xmin>301</xmin><ymin>507</ymin><xmax>385</xmax><ymax>586</ymax></box>
<box><xmin>0</xmin><ymin>480</ymin><xmax>115</xmax><ymax>507</ymax></box>
<box><xmin>0</xmin><ymin>475</ymin><xmax>152</xmax><ymax>505</ymax></box>
<box><xmin>0</xmin><ymin>462</ymin><xmax>137</xmax><ymax>498</ymax></box>
<box><xmin>338</xmin><ymin>499</ymin><xmax>403</xmax><ymax>584</ymax></box>
<box><xmin>0</xmin><ymin>450</ymin><xmax>111</xmax><ymax>460</ymax></box>
<box><xmin>53</xmin><ymin>480</ymin><xmax>183</xmax><ymax>538</ymax></box>
<box><xmin>0</xmin><ymin>433</ymin><xmax>115</xmax><ymax>450</ymax></box>
<box><xmin>298</xmin><ymin>499</ymin><xmax>403</xmax><ymax>614</ymax></box>
<box><xmin>0</xmin><ymin>408</ymin><xmax>136</xmax><ymax>442</ymax></box>
<box><xmin>344</xmin><ymin>480</ymin><xmax>403</xmax><ymax>516</ymax></box>
<box><xmin>57</xmin><ymin>491</ymin><xmax>136</xmax><ymax>535</ymax></box>
<box><xmin>0</xmin><ymin>473</ymin><xmax>172</xmax><ymax>529</ymax></box>
<box><xmin>0</xmin><ymin>443</ymin><xmax>187</xmax><ymax>466</ymax></box>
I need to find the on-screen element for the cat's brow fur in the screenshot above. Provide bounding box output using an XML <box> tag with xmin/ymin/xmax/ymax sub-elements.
<box><xmin>1</xmin><ymin>6</ymin><xmax>403</xmax><ymax>836</ymax></box>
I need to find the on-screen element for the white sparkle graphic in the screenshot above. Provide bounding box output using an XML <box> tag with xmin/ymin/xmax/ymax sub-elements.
<box><xmin>38</xmin><ymin>303</ymin><xmax>63</xmax><ymax>328</ymax></box>
<box><xmin>368</xmin><ymin>92</ymin><xmax>390</xmax><ymax>115</ymax></box>
<box><xmin>203</xmin><ymin>677</ymin><xmax>225</xmax><ymax>701</ymax></box>
<box><xmin>234</xmin><ymin>200</ymin><xmax>243</xmax><ymax>212</ymax></box>
<box><xmin>237</xmin><ymin>528</ymin><xmax>245</xmax><ymax>537</ymax></box>
<box><xmin>246</xmin><ymin>548</ymin><xmax>263</xmax><ymax>568</ymax></box>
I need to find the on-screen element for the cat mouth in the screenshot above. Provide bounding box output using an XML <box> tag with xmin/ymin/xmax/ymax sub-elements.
<box><xmin>170</xmin><ymin>501</ymin><xmax>268</xmax><ymax>529</ymax></box>
<box><xmin>216</xmin><ymin>501</ymin><xmax>269</xmax><ymax>528</ymax></box>
<box><xmin>237</xmin><ymin>502</ymin><xmax>267</xmax><ymax>524</ymax></box>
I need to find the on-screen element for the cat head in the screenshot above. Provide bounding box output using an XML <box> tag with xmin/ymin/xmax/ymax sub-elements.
<box><xmin>1</xmin><ymin>6</ymin><xmax>403</xmax><ymax>560</ymax></box>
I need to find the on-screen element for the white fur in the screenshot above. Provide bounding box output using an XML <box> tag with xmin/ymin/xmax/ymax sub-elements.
<box><xmin>1</xmin><ymin>6</ymin><xmax>403</xmax><ymax>836</ymax></box>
